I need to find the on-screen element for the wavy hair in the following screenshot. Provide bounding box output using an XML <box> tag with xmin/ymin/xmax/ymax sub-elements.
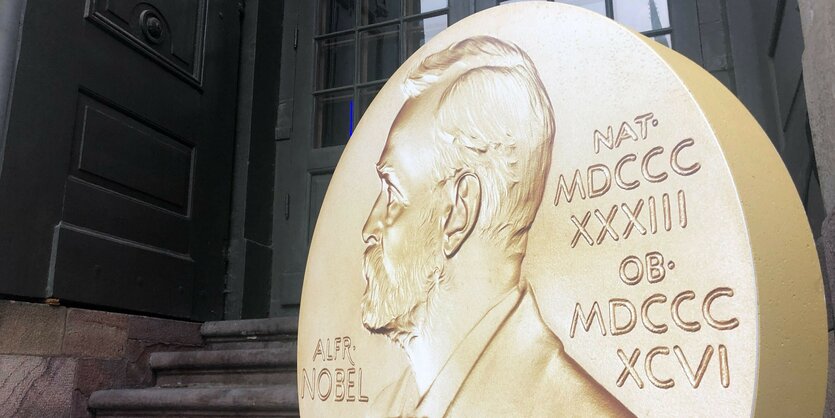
<box><xmin>404</xmin><ymin>36</ymin><xmax>555</xmax><ymax>251</ymax></box>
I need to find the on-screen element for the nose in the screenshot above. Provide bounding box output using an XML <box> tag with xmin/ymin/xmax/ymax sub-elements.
<box><xmin>362</xmin><ymin>193</ymin><xmax>384</xmax><ymax>246</ymax></box>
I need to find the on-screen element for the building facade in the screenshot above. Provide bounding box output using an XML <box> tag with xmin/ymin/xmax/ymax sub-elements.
<box><xmin>0</xmin><ymin>0</ymin><xmax>832</xmax><ymax>415</ymax></box>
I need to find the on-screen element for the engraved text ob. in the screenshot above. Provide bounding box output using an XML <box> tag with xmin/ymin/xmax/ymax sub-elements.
<box><xmin>556</xmin><ymin>113</ymin><xmax>737</xmax><ymax>390</ymax></box>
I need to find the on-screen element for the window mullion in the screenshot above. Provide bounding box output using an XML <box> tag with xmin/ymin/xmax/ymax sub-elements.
<box><xmin>353</xmin><ymin>27</ymin><xmax>360</xmax><ymax>130</ymax></box>
<box><xmin>402</xmin><ymin>0</ymin><xmax>407</xmax><ymax>53</ymax></box>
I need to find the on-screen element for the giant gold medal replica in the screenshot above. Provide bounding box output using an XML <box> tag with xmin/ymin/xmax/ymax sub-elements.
<box><xmin>297</xmin><ymin>3</ymin><xmax>827</xmax><ymax>417</ymax></box>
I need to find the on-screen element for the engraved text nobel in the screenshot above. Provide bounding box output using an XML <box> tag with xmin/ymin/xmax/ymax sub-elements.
<box><xmin>301</xmin><ymin>337</ymin><xmax>369</xmax><ymax>403</ymax></box>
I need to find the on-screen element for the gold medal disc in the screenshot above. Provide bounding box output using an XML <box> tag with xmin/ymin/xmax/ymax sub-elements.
<box><xmin>297</xmin><ymin>3</ymin><xmax>827</xmax><ymax>416</ymax></box>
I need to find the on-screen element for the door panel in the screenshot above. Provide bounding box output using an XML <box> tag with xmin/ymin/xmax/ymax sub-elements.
<box><xmin>50</xmin><ymin>224</ymin><xmax>194</xmax><ymax>318</ymax></box>
<box><xmin>62</xmin><ymin>177</ymin><xmax>190</xmax><ymax>253</ymax></box>
<box><xmin>71</xmin><ymin>92</ymin><xmax>193</xmax><ymax>212</ymax></box>
<box><xmin>0</xmin><ymin>0</ymin><xmax>241</xmax><ymax>320</ymax></box>
<box><xmin>86</xmin><ymin>0</ymin><xmax>207</xmax><ymax>85</ymax></box>
<box><xmin>307</xmin><ymin>171</ymin><xmax>333</xmax><ymax>242</ymax></box>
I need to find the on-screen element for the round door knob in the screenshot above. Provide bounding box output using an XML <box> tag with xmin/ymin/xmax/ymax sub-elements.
<box><xmin>140</xmin><ymin>10</ymin><xmax>165</xmax><ymax>44</ymax></box>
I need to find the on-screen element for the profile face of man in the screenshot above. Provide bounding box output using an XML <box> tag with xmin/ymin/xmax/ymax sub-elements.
<box><xmin>360</xmin><ymin>95</ymin><xmax>449</xmax><ymax>338</ymax></box>
<box><xmin>330</xmin><ymin>35</ymin><xmax>637</xmax><ymax>418</ymax></box>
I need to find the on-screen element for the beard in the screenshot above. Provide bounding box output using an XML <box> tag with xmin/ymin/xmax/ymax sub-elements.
<box><xmin>361</xmin><ymin>211</ymin><xmax>445</xmax><ymax>343</ymax></box>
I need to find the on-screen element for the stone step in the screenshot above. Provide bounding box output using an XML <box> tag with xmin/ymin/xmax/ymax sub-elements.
<box><xmin>151</xmin><ymin>346</ymin><xmax>296</xmax><ymax>387</ymax></box>
<box><xmin>89</xmin><ymin>385</ymin><xmax>298</xmax><ymax>417</ymax></box>
<box><xmin>201</xmin><ymin>317</ymin><xmax>298</xmax><ymax>349</ymax></box>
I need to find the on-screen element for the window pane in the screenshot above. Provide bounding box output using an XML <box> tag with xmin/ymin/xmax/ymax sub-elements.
<box><xmin>653</xmin><ymin>33</ymin><xmax>671</xmax><ymax>48</ymax></box>
<box><xmin>613</xmin><ymin>0</ymin><xmax>670</xmax><ymax>32</ymax></box>
<box><xmin>557</xmin><ymin>0</ymin><xmax>606</xmax><ymax>16</ymax></box>
<box><xmin>315</xmin><ymin>90</ymin><xmax>354</xmax><ymax>148</ymax></box>
<box><xmin>317</xmin><ymin>34</ymin><xmax>355</xmax><ymax>90</ymax></box>
<box><xmin>405</xmin><ymin>0</ymin><xmax>447</xmax><ymax>16</ymax></box>
<box><xmin>362</xmin><ymin>0</ymin><xmax>401</xmax><ymax>25</ymax></box>
<box><xmin>319</xmin><ymin>0</ymin><xmax>356</xmax><ymax>34</ymax></box>
<box><xmin>359</xmin><ymin>24</ymin><xmax>399</xmax><ymax>83</ymax></box>
<box><xmin>358</xmin><ymin>84</ymin><xmax>384</xmax><ymax>121</ymax></box>
<box><xmin>405</xmin><ymin>15</ymin><xmax>448</xmax><ymax>57</ymax></box>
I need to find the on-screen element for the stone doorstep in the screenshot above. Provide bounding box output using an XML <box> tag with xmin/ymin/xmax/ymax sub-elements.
<box><xmin>150</xmin><ymin>346</ymin><xmax>297</xmax><ymax>387</ymax></box>
<box><xmin>88</xmin><ymin>317</ymin><xmax>302</xmax><ymax>416</ymax></box>
<box><xmin>204</xmin><ymin>339</ymin><xmax>293</xmax><ymax>350</ymax></box>
<box><xmin>63</xmin><ymin>308</ymin><xmax>203</xmax><ymax>360</ymax></box>
<box><xmin>155</xmin><ymin>369</ymin><xmax>296</xmax><ymax>388</ymax></box>
<box><xmin>201</xmin><ymin>317</ymin><xmax>299</xmax><ymax>342</ymax></box>
<box><xmin>150</xmin><ymin>347</ymin><xmax>296</xmax><ymax>371</ymax></box>
<box><xmin>94</xmin><ymin>412</ymin><xmax>299</xmax><ymax>418</ymax></box>
<box><xmin>88</xmin><ymin>385</ymin><xmax>299</xmax><ymax>413</ymax></box>
<box><xmin>127</xmin><ymin>315</ymin><xmax>203</xmax><ymax>346</ymax></box>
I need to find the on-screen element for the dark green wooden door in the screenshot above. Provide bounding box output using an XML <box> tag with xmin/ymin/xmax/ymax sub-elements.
<box><xmin>0</xmin><ymin>0</ymin><xmax>242</xmax><ymax>320</ymax></box>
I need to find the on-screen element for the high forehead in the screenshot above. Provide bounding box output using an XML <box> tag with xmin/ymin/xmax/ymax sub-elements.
<box><xmin>377</xmin><ymin>95</ymin><xmax>439</xmax><ymax>174</ymax></box>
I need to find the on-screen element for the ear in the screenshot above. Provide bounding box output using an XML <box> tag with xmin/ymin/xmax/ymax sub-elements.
<box><xmin>443</xmin><ymin>173</ymin><xmax>481</xmax><ymax>258</ymax></box>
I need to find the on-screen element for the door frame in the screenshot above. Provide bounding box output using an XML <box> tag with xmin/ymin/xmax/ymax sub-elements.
<box><xmin>225</xmin><ymin>0</ymin><xmax>286</xmax><ymax>320</ymax></box>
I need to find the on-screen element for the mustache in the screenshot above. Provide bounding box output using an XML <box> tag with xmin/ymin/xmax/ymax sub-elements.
<box><xmin>360</xmin><ymin>242</ymin><xmax>396</xmax><ymax>334</ymax></box>
<box><xmin>362</xmin><ymin>244</ymin><xmax>379</xmax><ymax>283</ymax></box>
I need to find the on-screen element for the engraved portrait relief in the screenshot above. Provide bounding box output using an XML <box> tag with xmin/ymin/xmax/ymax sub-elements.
<box><xmin>360</xmin><ymin>36</ymin><xmax>633</xmax><ymax>417</ymax></box>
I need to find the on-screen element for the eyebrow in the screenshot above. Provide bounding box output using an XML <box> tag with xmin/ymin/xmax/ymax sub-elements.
<box><xmin>375</xmin><ymin>162</ymin><xmax>392</xmax><ymax>175</ymax></box>
<box><xmin>375</xmin><ymin>164</ymin><xmax>398</xmax><ymax>184</ymax></box>
<box><xmin>375</xmin><ymin>163</ymin><xmax>407</xmax><ymax>202</ymax></box>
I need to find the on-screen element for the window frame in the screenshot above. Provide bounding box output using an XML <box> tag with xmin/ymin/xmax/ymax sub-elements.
<box><xmin>312</xmin><ymin>0</ymin><xmax>455</xmax><ymax>148</ymax></box>
<box><xmin>306</xmin><ymin>0</ymin><xmax>701</xmax><ymax>148</ymax></box>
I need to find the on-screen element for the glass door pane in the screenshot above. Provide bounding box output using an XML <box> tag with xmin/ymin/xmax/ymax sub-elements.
<box><xmin>359</xmin><ymin>24</ymin><xmax>400</xmax><ymax>83</ymax></box>
<box><xmin>613</xmin><ymin>0</ymin><xmax>670</xmax><ymax>32</ymax></box>
<box><xmin>314</xmin><ymin>90</ymin><xmax>354</xmax><ymax>148</ymax></box>
<box><xmin>558</xmin><ymin>0</ymin><xmax>606</xmax><ymax>16</ymax></box>
<box><xmin>316</xmin><ymin>34</ymin><xmax>356</xmax><ymax>89</ymax></box>
<box><xmin>362</xmin><ymin>0</ymin><xmax>401</xmax><ymax>25</ymax></box>
<box><xmin>405</xmin><ymin>15</ymin><xmax>448</xmax><ymax>56</ymax></box>
<box><xmin>318</xmin><ymin>0</ymin><xmax>356</xmax><ymax>34</ymax></box>
<box><xmin>405</xmin><ymin>0</ymin><xmax>448</xmax><ymax>15</ymax></box>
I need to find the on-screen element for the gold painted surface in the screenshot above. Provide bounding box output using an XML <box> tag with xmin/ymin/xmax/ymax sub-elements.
<box><xmin>297</xmin><ymin>3</ymin><xmax>827</xmax><ymax>417</ymax></box>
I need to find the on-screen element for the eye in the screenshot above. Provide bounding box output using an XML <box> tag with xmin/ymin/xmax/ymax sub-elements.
<box><xmin>379</xmin><ymin>180</ymin><xmax>393</xmax><ymax>204</ymax></box>
<box><xmin>385</xmin><ymin>184</ymin><xmax>397</xmax><ymax>206</ymax></box>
